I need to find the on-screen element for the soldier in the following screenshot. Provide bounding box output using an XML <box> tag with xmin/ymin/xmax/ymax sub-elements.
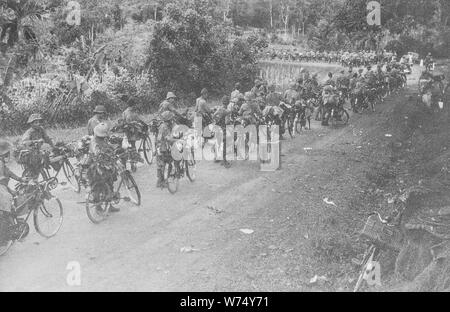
<box><xmin>122</xmin><ymin>97</ymin><xmax>146</xmax><ymax>154</ymax></box>
<box><xmin>21</xmin><ymin>114</ymin><xmax>54</xmax><ymax>148</ymax></box>
<box><xmin>266</xmin><ymin>84</ymin><xmax>282</xmax><ymax>107</ymax></box>
<box><xmin>230</xmin><ymin>83</ymin><xmax>243</xmax><ymax>102</ymax></box>
<box><xmin>251</xmin><ymin>79</ymin><xmax>262</xmax><ymax>96</ymax></box>
<box><xmin>0</xmin><ymin>140</ymin><xmax>25</xmax><ymax>215</ymax></box>
<box><xmin>89</xmin><ymin>123</ymin><xmax>120</xmax><ymax>213</ymax></box>
<box><xmin>239</xmin><ymin>92</ymin><xmax>261</xmax><ymax>125</ymax></box>
<box><xmin>324</xmin><ymin>72</ymin><xmax>336</xmax><ymax>87</ymax></box>
<box><xmin>87</xmin><ymin>105</ymin><xmax>107</xmax><ymax>136</ymax></box>
<box><xmin>158</xmin><ymin>92</ymin><xmax>179</xmax><ymax>116</ymax></box>
<box><xmin>213</xmin><ymin>96</ymin><xmax>232</xmax><ymax>168</ymax></box>
<box><xmin>195</xmin><ymin>88</ymin><xmax>213</xmax><ymax>125</ymax></box>
<box><xmin>284</xmin><ymin>82</ymin><xmax>300</xmax><ymax>105</ymax></box>
<box><xmin>156</xmin><ymin>111</ymin><xmax>178</xmax><ymax>188</ymax></box>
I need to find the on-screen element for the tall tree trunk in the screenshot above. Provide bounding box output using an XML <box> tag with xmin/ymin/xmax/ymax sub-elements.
<box><xmin>2</xmin><ymin>57</ymin><xmax>14</xmax><ymax>89</ymax></box>
<box><xmin>270</xmin><ymin>0</ymin><xmax>273</xmax><ymax>29</ymax></box>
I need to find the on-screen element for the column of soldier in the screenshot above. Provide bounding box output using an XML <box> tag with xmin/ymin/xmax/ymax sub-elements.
<box><xmin>0</xmin><ymin>58</ymin><xmax>408</xmax><ymax>227</ymax></box>
<box><xmin>260</xmin><ymin>49</ymin><xmax>396</xmax><ymax>68</ymax></box>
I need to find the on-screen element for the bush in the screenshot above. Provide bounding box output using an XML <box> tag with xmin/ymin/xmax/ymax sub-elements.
<box><xmin>385</xmin><ymin>39</ymin><xmax>406</xmax><ymax>56</ymax></box>
<box><xmin>0</xmin><ymin>64</ymin><xmax>156</xmax><ymax>135</ymax></box>
<box><xmin>146</xmin><ymin>4</ymin><xmax>258</xmax><ymax>100</ymax></box>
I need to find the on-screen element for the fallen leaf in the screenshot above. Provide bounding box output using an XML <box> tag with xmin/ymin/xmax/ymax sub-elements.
<box><xmin>309</xmin><ymin>275</ymin><xmax>329</xmax><ymax>285</ymax></box>
<box><xmin>240</xmin><ymin>229</ymin><xmax>254</xmax><ymax>235</ymax></box>
<box><xmin>207</xmin><ymin>205</ymin><xmax>223</xmax><ymax>214</ymax></box>
<box><xmin>323</xmin><ymin>198</ymin><xmax>337</xmax><ymax>207</ymax></box>
<box><xmin>180</xmin><ymin>246</ymin><xmax>200</xmax><ymax>253</ymax></box>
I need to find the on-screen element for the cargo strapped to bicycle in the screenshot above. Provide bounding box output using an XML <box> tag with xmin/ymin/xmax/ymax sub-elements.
<box><xmin>360</xmin><ymin>214</ymin><xmax>403</xmax><ymax>251</ymax></box>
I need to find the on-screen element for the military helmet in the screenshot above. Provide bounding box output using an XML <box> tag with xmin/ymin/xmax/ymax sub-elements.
<box><xmin>27</xmin><ymin>113</ymin><xmax>43</xmax><ymax>124</ymax></box>
<box><xmin>166</xmin><ymin>92</ymin><xmax>177</xmax><ymax>100</ymax></box>
<box><xmin>93</xmin><ymin>105</ymin><xmax>106</xmax><ymax>114</ymax></box>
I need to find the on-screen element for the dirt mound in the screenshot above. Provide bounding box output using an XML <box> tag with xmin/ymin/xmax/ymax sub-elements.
<box><xmin>362</xmin><ymin>62</ymin><xmax>450</xmax><ymax>291</ymax></box>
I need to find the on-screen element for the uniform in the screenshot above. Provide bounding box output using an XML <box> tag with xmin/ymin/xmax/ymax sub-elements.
<box><xmin>21</xmin><ymin>127</ymin><xmax>53</xmax><ymax>147</ymax></box>
<box><xmin>230</xmin><ymin>90</ymin><xmax>242</xmax><ymax>102</ymax></box>
<box><xmin>266</xmin><ymin>92</ymin><xmax>282</xmax><ymax>107</ymax></box>
<box><xmin>156</xmin><ymin>121</ymin><xmax>175</xmax><ymax>186</ymax></box>
<box><xmin>195</xmin><ymin>97</ymin><xmax>212</xmax><ymax>124</ymax></box>
<box><xmin>284</xmin><ymin>89</ymin><xmax>299</xmax><ymax>105</ymax></box>
<box><xmin>213</xmin><ymin>107</ymin><xmax>231</xmax><ymax>164</ymax></box>
<box><xmin>158</xmin><ymin>100</ymin><xmax>177</xmax><ymax>115</ymax></box>
<box><xmin>0</xmin><ymin>162</ymin><xmax>21</xmax><ymax>213</ymax></box>
<box><xmin>87</xmin><ymin>115</ymin><xmax>103</xmax><ymax>136</ymax></box>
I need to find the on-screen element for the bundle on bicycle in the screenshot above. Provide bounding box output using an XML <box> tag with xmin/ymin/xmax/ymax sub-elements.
<box><xmin>111</xmin><ymin>120</ymin><xmax>154</xmax><ymax>166</ymax></box>
<box><xmin>108</xmin><ymin>132</ymin><xmax>144</xmax><ymax>173</ymax></box>
<box><xmin>83</xmin><ymin>149</ymin><xmax>141</xmax><ymax>224</ymax></box>
<box><xmin>13</xmin><ymin>140</ymin><xmax>51</xmax><ymax>181</ymax></box>
<box><xmin>0</xmin><ymin>178</ymin><xmax>63</xmax><ymax>256</ymax></box>
<box><xmin>353</xmin><ymin>209</ymin><xmax>405</xmax><ymax>292</ymax></box>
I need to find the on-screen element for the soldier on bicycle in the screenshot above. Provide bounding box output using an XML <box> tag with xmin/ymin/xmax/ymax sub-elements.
<box><xmin>156</xmin><ymin>112</ymin><xmax>177</xmax><ymax>188</ymax></box>
<box><xmin>88</xmin><ymin>123</ymin><xmax>120</xmax><ymax>213</ymax></box>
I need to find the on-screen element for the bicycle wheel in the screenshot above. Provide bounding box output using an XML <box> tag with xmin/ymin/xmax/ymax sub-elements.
<box><xmin>63</xmin><ymin>160</ymin><xmax>80</xmax><ymax>193</ymax></box>
<box><xmin>86</xmin><ymin>184</ymin><xmax>111</xmax><ymax>224</ymax></box>
<box><xmin>186</xmin><ymin>149</ymin><xmax>196</xmax><ymax>182</ymax></box>
<box><xmin>354</xmin><ymin>245</ymin><xmax>377</xmax><ymax>292</ymax></box>
<box><xmin>166</xmin><ymin>163</ymin><xmax>179</xmax><ymax>194</ymax></box>
<box><xmin>140</xmin><ymin>136</ymin><xmax>154</xmax><ymax>165</ymax></box>
<box><xmin>185</xmin><ymin>159</ymin><xmax>196</xmax><ymax>182</ymax></box>
<box><xmin>0</xmin><ymin>214</ymin><xmax>14</xmax><ymax>256</ymax></box>
<box><xmin>34</xmin><ymin>197</ymin><xmax>64</xmax><ymax>238</ymax></box>
<box><xmin>341</xmin><ymin>109</ymin><xmax>350</xmax><ymax>125</ymax></box>
<box><xmin>121</xmin><ymin>171</ymin><xmax>141</xmax><ymax>206</ymax></box>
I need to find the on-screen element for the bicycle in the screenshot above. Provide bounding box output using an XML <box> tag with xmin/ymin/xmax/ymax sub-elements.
<box><xmin>15</xmin><ymin>141</ymin><xmax>51</xmax><ymax>181</ymax></box>
<box><xmin>42</xmin><ymin>142</ymin><xmax>79</xmax><ymax>192</ymax></box>
<box><xmin>162</xmin><ymin>138</ymin><xmax>196</xmax><ymax>194</ymax></box>
<box><xmin>0</xmin><ymin>178</ymin><xmax>63</xmax><ymax>256</ymax></box>
<box><xmin>112</xmin><ymin>121</ymin><xmax>154</xmax><ymax>167</ymax></box>
<box><xmin>329</xmin><ymin>104</ymin><xmax>350</xmax><ymax>126</ymax></box>
<box><xmin>353</xmin><ymin>210</ymin><xmax>404</xmax><ymax>292</ymax></box>
<box><xmin>109</xmin><ymin>134</ymin><xmax>144</xmax><ymax>173</ymax></box>
<box><xmin>84</xmin><ymin>152</ymin><xmax>141</xmax><ymax>224</ymax></box>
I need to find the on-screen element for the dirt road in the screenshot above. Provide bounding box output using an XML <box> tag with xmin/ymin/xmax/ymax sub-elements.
<box><xmin>0</xmin><ymin>67</ymin><xmax>421</xmax><ymax>292</ymax></box>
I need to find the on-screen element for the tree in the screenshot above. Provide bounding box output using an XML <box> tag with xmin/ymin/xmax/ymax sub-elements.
<box><xmin>0</xmin><ymin>0</ymin><xmax>45</xmax><ymax>48</ymax></box>
<box><xmin>291</xmin><ymin>0</ymin><xmax>312</xmax><ymax>36</ymax></box>
<box><xmin>279</xmin><ymin>0</ymin><xmax>291</xmax><ymax>36</ymax></box>
<box><xmin>147</xmin><ymin>2</ymin><xmax>258</xmax><ymax>98</ymax></box>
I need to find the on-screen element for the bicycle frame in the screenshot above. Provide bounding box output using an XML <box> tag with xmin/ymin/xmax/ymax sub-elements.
<box><xmin>11</xmin><ymin>179</ymin><xmax>57</xmax><ymax>234</ymax></box>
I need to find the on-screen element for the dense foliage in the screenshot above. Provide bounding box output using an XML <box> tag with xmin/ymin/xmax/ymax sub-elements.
<box><xmin>1</xmin><ymin>0</ymin><xmax>450</xmax><ymax>135</ymax></box>
<box><xmin>146</xmin><ymin>3</ymin><xmax>258</xmax><ymax>99</ymax></box>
